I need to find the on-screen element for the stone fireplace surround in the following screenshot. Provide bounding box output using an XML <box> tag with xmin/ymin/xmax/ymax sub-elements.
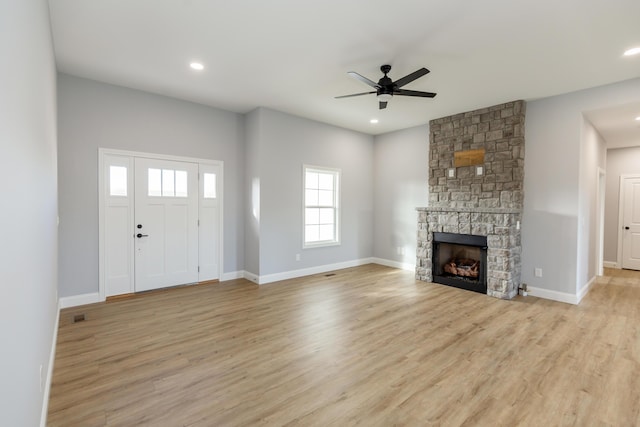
<box><xmin>417</xmin><ymin>207</ymin><xmax>522</xmax><ymax>299</ymax></box>
<box><xmin>416</xmin><ymin>100</ymin><xmax>525</xmax><ymax>299</ymax></box>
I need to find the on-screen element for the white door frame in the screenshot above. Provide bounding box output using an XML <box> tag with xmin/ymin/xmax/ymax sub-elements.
<box><xmin>99</xmin><ymin>148</ymin><xmax>224</xmax><ymax>300</ymax></box>
<box><xmin>596</xmin><ymin>167</ymin><xmax>605</xmax><ymax>276</ymax></box>
<box><xmin>616</xmin><ymin>173</ymin><xmax>640</xmax><ymax>269</ymax></box>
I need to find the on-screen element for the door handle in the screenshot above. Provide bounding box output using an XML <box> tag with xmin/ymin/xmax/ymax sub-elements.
<box><xmin>625</xmin><ymin>226</ymin><xmax>630</xmax><ymax>230</ymax></box>
<box><xmin>136</xmin><ymin>233</ymin><xmax>149</xmax><ymax>238</ymax></box>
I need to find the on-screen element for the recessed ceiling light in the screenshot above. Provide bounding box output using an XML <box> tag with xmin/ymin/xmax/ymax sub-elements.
<box><xmin>190</xmin><ymin>62</ymin><xmax>204</xmax><ymax>70</ymax></box>
<box><xmin>370</xmin><ymin>119</ymin><xmax>379</xmax><ymax>124</ymax></box>
<box><xmin>623</xmin><ymin>47</ymin><xmax>640</xmax><ymax>56</ymax></box>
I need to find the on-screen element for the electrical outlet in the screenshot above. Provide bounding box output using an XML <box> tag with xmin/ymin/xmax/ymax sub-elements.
<box><xmin>534</xmin><ymin>268</ymin><xmax>542</xmax><ymax>278</ymax></box>
<box><xmin>476</xmin><ymin>166</ymin><xmax>483</xmax><ymax>176</ymax></box>
<box><xmin>448</xmin><ymin>168</ymin><xmax>456</xmax><ymax>178</ymax></box>
<box><xmin>295</xmin><ymin>254</ymin><xmax>300</xmax><ymax>261</ymax></box>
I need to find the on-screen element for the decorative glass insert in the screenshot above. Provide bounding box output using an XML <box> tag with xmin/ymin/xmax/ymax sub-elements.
<box><xmin>109</xmin><ymin>166</ymin><xmax>127</xmax><ymax>196</ymax></box>
<box><xmin>148</xmin><ymin>168</ymin><xmax>188</xmax><ymax>198</ymax></box>
<box><xmin>148</xmin><ymin>168</ymin><xmax>162</xmax><ymax>197</ymax></box>
<box><xmin>175</xmin><ymin>171</ymin><xmax>187</xmax><ymax>198</ymax></box>
<box><xmin>203</xmin><ymin>173</ymin><xmax>217</xmax><ymax>199</ymax></box>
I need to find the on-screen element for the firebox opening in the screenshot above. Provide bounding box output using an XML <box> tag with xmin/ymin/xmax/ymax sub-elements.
<box><xmin>432</xmin><ymin>232</ymin><xmax>487</xmax><ymax>294</ymax></box>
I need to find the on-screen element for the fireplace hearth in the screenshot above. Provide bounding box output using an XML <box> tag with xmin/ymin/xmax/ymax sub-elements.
<box><xmin>432</xmin><ymin>232</ymin><xmax>487</xmax><ymax>294</ymax></box>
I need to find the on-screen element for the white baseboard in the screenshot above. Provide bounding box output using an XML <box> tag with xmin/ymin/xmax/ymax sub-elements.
<box><xmin>371</xmin><ymin>257</ymin><xmax>415</xmax><ymax>271</ymax></box>
<box><xmin>256</xmin><ymin>258</ymin><xmax>374</xmax><ymax>285</ymax></box>
<box><xmin>59</xmin><ymin>292</ymin><xmax>103</xmax><ymax>309</ymax></box>
<box><xmin>527</xmin><ymin>286</ymin><xmax>579</xmax><ymax>305</ymax></box>
<box><xmin>577</xmin><ymin>276</ymin><xmax>596</xmax><ymax>304</ymax></box>
<box><xmin>603</xmin><ymin>261</ymin><xmax>618</xmax><ymax>269</ymax></box>
<box><xmin>220</xmin><ymin>270</ymin><xmax>245</xmax><ymax>281</ymax></box>
<box><xmin>40</xmin><ymin>300</ymin><xmax>60</xmax><ymax>427</ymax></box>
<box><xmin>243</xmin><ymin>271</ymin><xmax>259</xmax><ymax>284</ymax></box>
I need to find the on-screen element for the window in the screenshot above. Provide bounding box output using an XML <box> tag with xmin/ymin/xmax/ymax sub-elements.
<box><xmin>203</xmin><ymin>173</ymin><xmax>217</xmax><ymax>199</ymax></box>
<box><xmin>109</xmin><ymin>166</ymin><xmax>127</xmax><ymax>196</ymax></box>
<box><xmin>304</xmin><ymin>165</ymin><xmax>340</xmax><ymax>247</ymax></box>
<box><xmin>148</xmin><ymin>168</ymin><xmax>188</xmax><ymax>197</ymax></box>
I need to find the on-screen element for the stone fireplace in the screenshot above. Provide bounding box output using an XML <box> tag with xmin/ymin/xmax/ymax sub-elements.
<box><xmin>416</xmin><ymin>100</ymin><xmax>525</xmax><ymax>299</ymax></box>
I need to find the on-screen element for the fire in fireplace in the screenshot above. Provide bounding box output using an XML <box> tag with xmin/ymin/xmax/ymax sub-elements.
<box><xmin>432</xmin><ymin>232</ymin><xmax>487</xmax><ymax>294</ymax></box>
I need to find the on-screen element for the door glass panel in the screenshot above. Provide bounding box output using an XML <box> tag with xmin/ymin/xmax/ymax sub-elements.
<box><xmin>203</xmin><ymin>173</ymin><xmax>217</xmax><ymax>199</ymax></box>
<box><xmin>162</xmin><ymin>169</ymin><xmax>175</xmax><ymax>197</ymax></box>
<box><xmin>175</xmin><ymin>170</ymin><xmax>188</xmax><ymax>197</ymax></box>
<box><xmin>148</xmin><ymin>168</ymin><xmax>162</xmax><ymax>197</ymax></box>
<box><xmin>109</xmin><ymin>166</ymin><xmax>127</xmax><ymax>196</ymax></box>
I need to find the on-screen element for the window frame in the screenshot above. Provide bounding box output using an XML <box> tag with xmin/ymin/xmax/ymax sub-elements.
<box><xmin>303</xmin><ymin>164</ymin><xmax>341</xmax><ymax>248</ymax></box>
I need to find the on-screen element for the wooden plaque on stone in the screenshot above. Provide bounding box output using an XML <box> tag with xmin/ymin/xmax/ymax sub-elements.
<box><xmin>454</xmin><ymin>149</ymin><xmax>485</xmax><ymax>167</ymax></box>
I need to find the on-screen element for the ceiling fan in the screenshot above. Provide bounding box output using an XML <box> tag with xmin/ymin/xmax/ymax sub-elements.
<box><xmin>336</xmin><ymin>64</ymin><xmax>437</xmax><ymax>109</ymax></box>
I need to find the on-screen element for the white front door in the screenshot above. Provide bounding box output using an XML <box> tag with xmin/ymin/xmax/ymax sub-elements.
<box><xmin>134</xmin><ymin>158</ymin><xmax>199</xmax><ymax>291</ymax></box>
<box><xmin>622</xmin><ymin>177</ymin><xmax>640</xmax><ymax>270</ymax></box>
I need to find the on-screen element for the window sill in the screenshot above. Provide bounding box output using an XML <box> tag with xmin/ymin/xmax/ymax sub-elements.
<box><xmin>303</xmin><ymin>240</ymin><xmax>341</xmax><ymax>249</ymax></box>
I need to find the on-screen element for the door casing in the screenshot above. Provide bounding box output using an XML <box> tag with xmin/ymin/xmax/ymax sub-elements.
<box><xmin>99</xmin><ymin>148</ymin><xmax>224</xmax><ymax>299</ymax></box>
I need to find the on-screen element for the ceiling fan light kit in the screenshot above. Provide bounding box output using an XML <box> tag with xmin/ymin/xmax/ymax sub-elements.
<box><xmin>336</xmin><ymin>64</ymin><xmax>437</xmax><ymax>110</ymax></box>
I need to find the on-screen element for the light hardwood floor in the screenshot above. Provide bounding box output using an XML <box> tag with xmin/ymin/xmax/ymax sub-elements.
<box><xmin>48</xmin><ymin>265</ymin><xmax>640</xmax><ymax>426</ymax></box>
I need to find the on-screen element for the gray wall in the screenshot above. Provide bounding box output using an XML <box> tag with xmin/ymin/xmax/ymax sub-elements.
<box><xmin>0</xmin><ymin>0</ymin><xmax>59</xmax><ymax>424</ymax></box>
<box><xmin>57</xmin><ymin>74</ymin><xmax>245</xmax><ymax>297</ymax></box>
<box><xmin>255</xmin><ymin>108</ymin><xmax>374</xmax><ymax>276</ymax></box>
<box><xmin>373</xmin><ymin>125</ymin><xmax>429</xmax><ymax>266</ymax></box>
<box><xmin>244</xmin><ymin>108</ymin><xmax>261</xmax><ymax>276</ymax></box>
<box><xmin>604</xmin><ymin>146</ymin><xmax>640</xmax><ymax>263</ymax></box>
<box><xmin>523</xmin><ymin>78</ymin><xmax>640</xmax><ymax>294</ymax></box>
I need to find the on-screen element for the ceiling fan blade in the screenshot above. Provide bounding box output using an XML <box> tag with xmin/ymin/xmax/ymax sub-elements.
<box><xmin>394</xmin><ymin>89</ymin><xmax>437</xmax><ymax>98</ymax></box>
<box><xmin>393</xmin><ymin>68</ymin><xmax>430</xmax><ymax>88</ymax></box>
<box><xmin>335</xmin><ymin>91</ymin><xmax>376</xmax><ymax>99</ymax></box>
<box><xmin>348</xmin><ymin>71</ymin><xmax>381</xmax><ymax>89</ymax></box>
<box><xmin>379</xmin><ymin>101</ymin><xmax>388</xmax><ymax>110</ymax></box>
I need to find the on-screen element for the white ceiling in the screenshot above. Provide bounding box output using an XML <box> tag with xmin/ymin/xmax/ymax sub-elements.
<box><xmin>48</xmin><ymin>0</ymin><xmax>640</xmax><ymax>137</ymax></box>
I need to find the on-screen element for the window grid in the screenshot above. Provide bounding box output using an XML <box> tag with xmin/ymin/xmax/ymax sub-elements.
<box><xmin>148</xmin><ymin>168</ymin><xmax>188</xmax><ymax>198</ymax></box>
<box><xmin>304</xmin><ymin>166</ymin><xmax>339</xmax><ymax>247</ymax></box>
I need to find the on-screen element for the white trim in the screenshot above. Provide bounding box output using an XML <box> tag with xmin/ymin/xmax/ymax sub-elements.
<box><xmin>220</xmin><ymin>271</ymin><xmax>246</xmax><ymax>281</ymax></box>
<box><xmin>526</xmin><ymin>286</ymin><xmax>579</xmax><ymax>305</ymax></box>
<box><xmin>59</xmin><ymin>292</ymin><xmax>103</xmax><ymax>309</ymax></box>
<box><xmin>40</xmin><ymin>300</ymin><xmax>60</xmax><ymax>427</ymax></box>
<box><xmin>603</xmin><ymin>261</ymin><xmax>619</xmax><ymax>269</ymax></box>
<box><xmin>577</xmin><ymin>276</ymin><xmax>596</xmax><ymax>304</ymax></box>
<box><xmin>243</xmin><ymin>271</ymin><xmax>260</xmax><ymax>284</ymax></box>
<box><xmin>256</xmin><ymin>258</ymin><xmax>373</xmax><ymax>285</ymax></box>
<box><xmin>98</xmin><ymin>148</ymin><xmax>223</xmax><ymax>166</ymax></box>
<box><xmin>302</xmin><ymin>164</ymin><xmax>341</xmax><ymax>249</ymax></box>
<box><xmin>371</xmin><ymin>257</ymin><xmax>415</xmax><ymax>271</ymax></box>
<box><xmin>596</xmin><ymin>167</ymin><xmax>605</xmax><ymax>277</ymax></box>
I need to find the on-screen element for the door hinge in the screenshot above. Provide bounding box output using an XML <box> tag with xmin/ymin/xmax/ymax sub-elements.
<box><xmin>198</xmin><ymin>266</ymin><xmax>200</xmax><ymax>272</ymax></box>
<box><xmin>198</xmin><ymin>219</ymin><xmax>200</xmax><ymax>226</ymax></box>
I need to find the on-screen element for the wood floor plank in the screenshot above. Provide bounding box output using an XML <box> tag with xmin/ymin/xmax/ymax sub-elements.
<box><xmin>48</xmin><ymin>265</ymin><xmax>640</xmax><ymax>426</ymax></box>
